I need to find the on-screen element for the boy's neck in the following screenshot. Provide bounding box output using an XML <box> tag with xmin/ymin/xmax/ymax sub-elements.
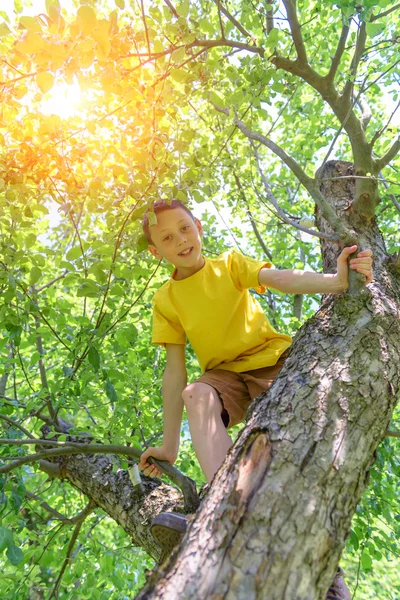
<box><xmin>173</xmin><ymin>254</ymin><xmax>206</xmax><ymax>281</ymax></box>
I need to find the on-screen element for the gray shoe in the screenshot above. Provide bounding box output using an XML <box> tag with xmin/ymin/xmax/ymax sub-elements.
<box><xmin>150</xmin><ymin>512</ymin><xmax>193</xmax><ymax>564</ymax></box>
<box><xmin>326</xmin><ymin>567</ymin><xmax>351</xmax><ymax>600</ymax></box>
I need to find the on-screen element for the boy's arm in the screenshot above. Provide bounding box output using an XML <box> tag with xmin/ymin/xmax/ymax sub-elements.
<box><xmin>162</xmin><ymin>343</ymin><xmax>187</xmax><ymax>456</ymax></box>
<box><xmin>258</xmin><ymin>246</ymin><xmax>373</xmax><ymax>295</ymax></box>
<box><xmin>138</xmin><ymin>344</ymin><xmax>187</xmax><ymax>478</ymax></box>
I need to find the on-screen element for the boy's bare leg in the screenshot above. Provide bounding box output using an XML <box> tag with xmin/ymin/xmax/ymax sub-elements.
<box><xmin>182</xmin><ymin>383</ymin><xmax>233</xmax><ymax>484</ymax></box>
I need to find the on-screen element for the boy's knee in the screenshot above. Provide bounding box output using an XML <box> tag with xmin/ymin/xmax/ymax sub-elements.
<box><xmin>182</xmin><ymin>383</ymin><xmax>221</xmax><ymax>412</ymax></box>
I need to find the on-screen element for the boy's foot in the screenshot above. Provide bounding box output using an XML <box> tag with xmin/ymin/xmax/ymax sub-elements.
<box><xmin>326</xmin><ymin>567</ymin><xmax>351</xmax><ymax>600</ymax></box>
<box><xmin>150</xmin><ymin>512</ymin><xmax>193</xmax><ymax>564</ymax></box>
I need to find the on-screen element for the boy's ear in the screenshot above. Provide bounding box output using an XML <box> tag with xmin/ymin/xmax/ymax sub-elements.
<box><xmin>148</xmin><ymin>244</ymin><xmax>162</xmax><ymax>260</ymax></box>
<box><xmin>195</xmin><ymin>218</ymin><xmax>203</xmax><ymax>236</ymax></box>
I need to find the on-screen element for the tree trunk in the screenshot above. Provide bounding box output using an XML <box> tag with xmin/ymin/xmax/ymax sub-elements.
<box><xmin>131</xmin><ymin>162</ymin><xmax>400</xmax><ymax>599</ymax></box>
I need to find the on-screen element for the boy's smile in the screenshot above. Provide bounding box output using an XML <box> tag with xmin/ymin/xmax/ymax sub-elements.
<box><xmin>148</xmin><ymin>207</ymin><xmax>205</xmax><ymax>280</ymax></box>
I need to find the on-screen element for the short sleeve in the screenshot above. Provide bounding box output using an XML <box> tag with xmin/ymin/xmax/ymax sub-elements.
<box><xmin>151</xmin><ymin>295</ymin><xmax>186</xmax><ymax>346</ymax></box>
<box><xmin>229</xmin><ymin>250</ymin><xmax>273</xmax><ymax>293</ymax></box>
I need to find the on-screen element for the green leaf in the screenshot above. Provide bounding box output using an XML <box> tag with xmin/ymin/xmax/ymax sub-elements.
<box><xmin>76</xmin><ymin>280</ymin><xmax>100</xmax><ymax>298</ymax></box>
<box><xmin>366</xmin><ymin>22</ymin><xmax>385</xmax><ymax>38</ymax></box>
<box><xmin>0</xmin><ymin>527</ymin><xmax>13</xmax><ymax>553</ymax></box>
<box><xmin>115</xmin><ymin>0</ymin><xmax>125</xmax><ymax>8</ymax></box>
<box><xmin>171</xmin><ymin>47</ymin><xmax>186</xmax><ymax>63</ymax></box>
<box><xmin>210</xmin><ymin>91</ymin><xmax>225</xmax><ymax>108</ymax></box>
<box><xmin>66</xmin><ymin>246</ymin><xmax>83</xmax><ymax>261</ymax></box>
<box><xmin>136</xmin><ymin>234</ymin><xmax>148</xmax><ymax>253</ymax></box>
<box><xmin>7</xmin><ymin>544</ymin><xmax>24</xmax><ymax>566</ymax></box>
<box><xmin>361</xmin><ymin>551</ymin><xmax>372</xmax><ymax>570</ymax></box>
<box><xmin>105</xmin><ymin>380</ymin><xmax>117</xmax><ymax>402</ymax></box>
<box><xmin>29</xmin><ymin>266</ymin><xmax>42</xmax><ymax>284</ymax></box>
<box><xmin>176</xmin><ymin>1</ymin><xmax>189</xmax><ymax>17</ymax></box>
<box><xmin>88</xmin><ymin>346</ymin><xmax>100</xmax><ymax>371</ymax></box>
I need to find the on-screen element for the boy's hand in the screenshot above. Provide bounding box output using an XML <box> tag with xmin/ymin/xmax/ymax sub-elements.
<box><xmin>336</xmin><ymin>245</ymin><xmax>374</xmax><ymax>291</ymax></box>
<box><xmin>138</xmin><ymin>445</ymin><xmax>178</xmax><ymax>479</ymax></box>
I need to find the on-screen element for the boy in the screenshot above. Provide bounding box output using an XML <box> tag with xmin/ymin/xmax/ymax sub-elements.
<box><xmin>138</xmin><ymin>200</ymin><xmax>373</xmax><ymax>596</ymax></box>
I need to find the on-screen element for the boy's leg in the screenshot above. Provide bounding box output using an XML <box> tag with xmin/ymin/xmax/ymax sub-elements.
<box><xmin>182</xmin><ymin>382</ymin><xmax>233</xmax><ymax>484</ymax></box>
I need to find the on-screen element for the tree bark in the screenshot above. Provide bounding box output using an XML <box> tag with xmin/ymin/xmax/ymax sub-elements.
<box><xmin>130</xmin><ymin>162</ymin><xmax>400</xmax><ymax>599</ymax></box>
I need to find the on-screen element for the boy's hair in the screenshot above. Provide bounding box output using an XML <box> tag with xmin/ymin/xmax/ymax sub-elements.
<box><xmin>141</xmin><ymin>199</ymin><xmax>196</xmax><ymax>244</ymax></box>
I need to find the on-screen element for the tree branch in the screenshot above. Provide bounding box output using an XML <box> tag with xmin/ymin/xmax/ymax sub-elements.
<box><xmin>341</xmin><ymin>21</ymin><xmax>367</xmax><ymax>107</ymax></box>
<box><xmin>215</xmin><ymin>0</ymin><xmax>225</xmax><ymax>39</ymax></box>
<box><xmin>0</xmin><ymin>439</ymin><xmax>199</xmax><ymax>510</ymax></box>
<box><xmin>374</xmin><ymin>135</ymin><xmax>400</xmax><ymax>172</ymax></box>
<box><xmin>25</xmin><ymin>490</ymin><xmax>95</xmax><ymax>524</ymax></box>
<box><xmin>0</xmin><ymin>414</ymin><xmax>36</xmax><ymax>439</ymax></box>
<box><xmin>386</xmin><ymin>429</ymin><xmax>400</xmax><ymax>438</ymax></box>
<box><xmin>231</xmin><ymin>171</ymin><xmax>274</xmax><ymax>260</ymax></box>
<box><xmin>47</xmin><ymin>501</ymin><xmax>96</xmax><ymax>600</ymax></box>
<box><xmin>378</xmin><ymin>172</ymin><xmax>400</xmax><ymax>213</ymax></box>
<box><xmin>218</xmin><ymin>2</ymin><xmax>252</xmax><ymax>39</ymax></box>
<box><xmin>326</xmin><ymin>17</ymin><xmax>350</xmax><ymax>83</ymax></box>
<box><xmin>162</xmin><ymin>0</ymin><xmax>178</xmax><ymax>18</ymax></box>
<box><xmin>282</xmin><ymin>0</ymin><xmax>308</xmax><ymax>64</ymax></box>
<box><xmin>370</xmin><ymin>98</ymin><xmax>400</xmax><ymax>149</ymax></box>
<box><xmin>217</xmin><ymin>108</ymin><xmax>350</xmax><ymax>240</ymax></box>
<box><xmin>266</xmin><ymin>0</ymin><xmax>274</xmax><ymax>34</ymax></box>
<box><xmin>370</xmin><ymin>2</ymin><xmax>400</xmax><ymax>22</ymax></box>
<box><xmin>250</xmin><ymin>141</ymin><xmax>341</xmax><ymax>242</ymax></box>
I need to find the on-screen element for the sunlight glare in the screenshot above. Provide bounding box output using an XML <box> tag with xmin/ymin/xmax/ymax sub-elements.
<box><xmin>39</xmin><ymin>80</ymin><xmax>83</xmax><ymax>119</ymax></box>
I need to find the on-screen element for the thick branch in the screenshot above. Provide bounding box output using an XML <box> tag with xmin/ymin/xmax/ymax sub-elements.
<box><xmin>374</xmin><ymin>135</ymin><xmax>400</xmax><ymax>172</ymax></box>
<box><xmin>327</xmin><ymin>18</ymin><xmax>350</xmax><ymax>83</ymax></box>
<box><xmin>341</xmin><ymin>21</ymin><xmax>367</xmax><ymax>107</ymax></box>
<box><xmin>266</xmin><ymin>0</ymin><xmax>274</xmax><ymax>34</ymax></box>
<box><xmin>0</xmin><ymin>439</ymin><xmax>199</xmax><ymax>510</ymax></box>
<box><xmin>282</xmin><ymin>0</ymin><xmax>308</xmax><ymax>64</ymax></box>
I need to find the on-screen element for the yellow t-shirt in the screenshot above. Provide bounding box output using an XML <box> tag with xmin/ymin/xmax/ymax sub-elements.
<box><xmin>151</xmin><ymin>250</ymin><xmax>292</xmax><ymax>373</ymax></box>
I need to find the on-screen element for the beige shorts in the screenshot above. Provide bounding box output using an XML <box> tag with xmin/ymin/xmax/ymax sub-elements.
<box><xmin>195</xmin><ymin>349</ymin><xmax>290</xmax><ymax>428</ymax></box>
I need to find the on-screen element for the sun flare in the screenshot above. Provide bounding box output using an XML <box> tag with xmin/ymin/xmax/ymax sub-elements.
<box><xmin>39</xmin><ymin>80</ymin><xmax>83</xmax><ymax>119</ymax></box>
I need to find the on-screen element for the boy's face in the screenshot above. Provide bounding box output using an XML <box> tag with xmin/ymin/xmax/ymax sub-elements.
<box><xmin>148</xmin><ymin>208</ymin><xmax>203</xmax><ymax>269</ymax></box>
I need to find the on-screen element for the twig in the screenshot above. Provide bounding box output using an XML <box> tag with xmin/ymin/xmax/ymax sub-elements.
<box><xmin>0</xmin><ymin>414</ymin><xmax>35</xmax><ymax>439</ymax></box>
<box><xmin>47</xmin><ymin>501</ymin><xmax>96</xmax><ymax>600</ymax></box>
<box><xmin>217</xmin><ymin>2</ymin><xmax>252</xmax><ymax>38</ymax></box>
<box><xmin>370</xmin><ymin>98</ymin><xmax>400</xmax><ymax>148</ymax></box>
<box><xmin>162</xmin><ymin>0</ymin><xmax>178</xmax><ymax>18</ymax></box>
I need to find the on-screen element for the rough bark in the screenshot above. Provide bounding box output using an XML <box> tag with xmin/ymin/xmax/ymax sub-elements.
<box><xmin>132</xmin><ymin>163</ymin><xmax>400</xmax><ymax>599</ymax></box>
<box><xmin>50</xmin><ymin>450</ymin><xmax>188</xmax><ymax>562</ymax></box>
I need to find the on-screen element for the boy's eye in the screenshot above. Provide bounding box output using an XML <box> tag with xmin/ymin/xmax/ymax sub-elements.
<box><xmin>182</xmin><ymin>225</ymin><xmax>190</xmax><ymax>231</ymax></box>
<box><xmin>163</xmin><ymin>235</ymin><xmax>172</xmax><ymax>242</ymax></box>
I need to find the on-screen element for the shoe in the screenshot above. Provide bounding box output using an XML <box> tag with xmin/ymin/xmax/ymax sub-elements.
<box><xmin>326</xmin><ymin>567</ymin><xmax>351</xmax><ymax>600</ymax></box>
<box><xmin>150</xmin><ymin>512</ymin><xmax>193</xmax><ymax>564</ymax></box>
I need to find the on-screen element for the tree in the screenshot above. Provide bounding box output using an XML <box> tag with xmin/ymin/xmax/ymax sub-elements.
<box><xmin>0</xmin><ymin>0</ymin><xmax>399</xmax><ymax>598</ymax></box>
